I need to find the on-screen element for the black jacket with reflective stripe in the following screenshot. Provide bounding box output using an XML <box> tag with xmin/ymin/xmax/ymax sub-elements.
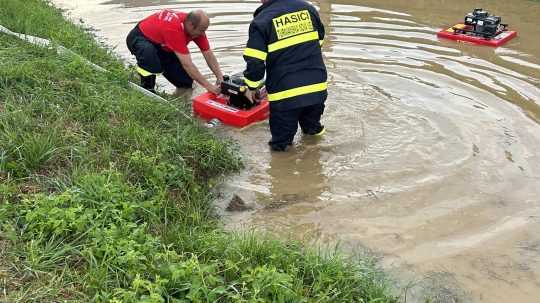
<box><xmin>243</xmin><ymin>0</ymin><xmax>327</xmax><ymax>110</ymax></box>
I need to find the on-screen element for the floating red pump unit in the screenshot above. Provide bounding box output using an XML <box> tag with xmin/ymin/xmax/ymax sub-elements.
<box><xmin>193</xmin><ymin>73</ymin><xmax>270</xmax><ymax>128</ymax></box>
<box><xmin>438</xmin><ymin>9</ymin><xmax>517</xmax><ymax>46</ymax></box>
<box><xmin>437</xmin><ymin>23</ymin><xmax>517</xmax><ymax>47</ymax></box>
<box><xmin>192</xmin><ymin>92</ymin><xmax>269</xmax><ymax>128</ymax></box>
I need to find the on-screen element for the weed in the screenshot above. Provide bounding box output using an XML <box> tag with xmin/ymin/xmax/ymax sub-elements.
<box><xmin>0</xmin><ymin>0</ymin><xmax>398</xmax><ymax>301</ymax></box>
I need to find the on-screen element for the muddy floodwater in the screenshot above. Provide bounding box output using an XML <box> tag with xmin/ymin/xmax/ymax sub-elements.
<box><xmin>51</xmin><ymin>0</ymin><xmax>540</xmax><ymax>301</ymax></box>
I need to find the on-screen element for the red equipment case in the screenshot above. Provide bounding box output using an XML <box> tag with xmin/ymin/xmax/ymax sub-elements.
<box><xmin>437</xmin><ymin>23</ymin><xmax>517</xmax><ymax>47</ymax></box>
<box><xmin>192</xmin><ymin>92</ymin><xmax>269</xmax><ymax>128</ymax></box>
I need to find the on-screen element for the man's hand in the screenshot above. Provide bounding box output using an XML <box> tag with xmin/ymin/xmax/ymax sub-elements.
<box><xmin>207</xmin><ymin>84</ymin><xmax>221</xmax><ymax>95</ymax></box>
<box><xmin>176</xmin><ymin>52</ymin><xmax>222</xmax><ymax>96</ymax></box>
<box><xmin>215</xmin><ymin>76</ymin><xmax>224</xmax><ymax>86</ymax></box>
<box><xmin>214</xmin><ymin>78</ymin><xmax>223</xmax><ymax>92</ymax></box>
<box><xmin>244</xmin><ymin>89</ymin><xmax>255</xmax><ymax>103</ymax></box>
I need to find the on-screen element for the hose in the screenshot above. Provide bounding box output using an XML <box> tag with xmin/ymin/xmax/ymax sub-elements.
<box><xmin>0</xmin><ymin>24</ymin><xmax>192</xmax><ymax>120</ymax></box>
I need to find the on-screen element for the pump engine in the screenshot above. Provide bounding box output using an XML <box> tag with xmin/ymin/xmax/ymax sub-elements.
<box><xmin>220</xmin><ymin>73</ymin><xmax>264</xmax><ymax>110</ymax></box>
<box><xmin>461</xmin><ymin>8</ymin><xmax>507</xmax><ymax>38</ymax></box>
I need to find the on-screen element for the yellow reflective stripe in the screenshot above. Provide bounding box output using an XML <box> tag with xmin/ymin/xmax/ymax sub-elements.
<box><xmin>136</xmin><ymin>66</ymin><xmax>159</xmax><ymax>77</ymax></box>
<box><xmin>268</xmin><ymin>82</ymin><xmax>327</xmax><ymax>101</ymax></box>
<box><xmin>268</xmin><ymin>31</ymin><xmax>319</xmax><ymax>52</ymax></box>
<box><xmin>243</xmin><ymin>48</ymin><xmax>267</xmax><ymax>61</ymax></box>
<box><xmin>319</xmin><ymin>40</ymin><xmax>323</xmax><ymax>46</ymax></box>
<box><xmin>244</xmin><ymin>77</ymin><xmax>262</xmax><ymax>89</ymax></box>
<box><xmin>315</xmin><ymin>126</ymin><xmax>326</xmax><ymax>136</ymax></box>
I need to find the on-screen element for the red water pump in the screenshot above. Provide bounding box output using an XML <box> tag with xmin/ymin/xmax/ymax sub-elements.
<box><xmin>437</xmin><ymin>8</ymin><xmax>517</xmax><ymax>47</ymax></box>
<box><xmin>192</xmin><ymin>73</ymin><xmax>269</xmax><ymax>128</ymax></box>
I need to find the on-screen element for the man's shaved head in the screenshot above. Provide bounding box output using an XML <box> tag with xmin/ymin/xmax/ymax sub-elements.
<box><xmin>185</xmin><ymin>10</ymin><xmax>209</xmax><ymax>38</ymax></box>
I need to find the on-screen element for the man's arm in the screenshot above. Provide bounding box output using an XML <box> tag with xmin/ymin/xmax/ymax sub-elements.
<box><xmin>310</xmin><ymin>7</ymin><xmax>325</xmax><ymax>46</ymax></box>
<box><xmin>242</xmin><ymin>22</ymin><xmax>267</xmax><ymax>102</ymax></box>
<box><xmin>202</xmin><ymin>50</ymin><xmax>224</xmax><ymax>84</ymax></box>
<box><xmin>175</xmin><ymin>52</ymin><xmax>220</xmax><ymax>94</ymax></box>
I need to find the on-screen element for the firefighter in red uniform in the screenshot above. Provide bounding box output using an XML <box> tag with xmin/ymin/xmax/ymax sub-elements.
<box><xmin>243</xmin><ymin>0</ymin><xmax>327</xmax><ymax>151</ymax></box>
<box><xmin>126</xmin><ymin>9</ymin><xmax>223</xmax><ymax>94</ymax></box>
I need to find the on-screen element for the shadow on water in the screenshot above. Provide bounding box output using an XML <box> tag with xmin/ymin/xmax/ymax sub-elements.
<box><xmin>51</xmin><ymin>0</ymin><xmax>540</xmax><ymax>302</ymax></box>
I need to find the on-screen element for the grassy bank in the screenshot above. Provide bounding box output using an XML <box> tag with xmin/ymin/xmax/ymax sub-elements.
<box><xmin>0</xmin><ymin>0</ymin><xmax>398</xmax><ymax>302</ymax></box>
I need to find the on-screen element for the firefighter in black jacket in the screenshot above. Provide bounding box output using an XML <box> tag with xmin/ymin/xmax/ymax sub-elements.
<box><xmin>242</xmin><ymin>0</ymin><xmax>327</xmax><ymax>151</ymax></box>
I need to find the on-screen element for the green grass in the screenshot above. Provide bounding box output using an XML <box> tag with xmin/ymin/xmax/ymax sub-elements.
<box><xmin>0</xmin><ymin>0</ymin><xmax>398</xmax><ymax>302</ymax></box>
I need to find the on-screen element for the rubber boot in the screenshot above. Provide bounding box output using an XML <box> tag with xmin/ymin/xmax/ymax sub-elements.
<box><xmin>304</xmin><ymin>125</ymin><xmax>325</xmax><ymax>136</ymax></box>
<box><xmin>140</xmin><ymin>74</ymin><xmax>156</xmax><ymax>93</ymax></box>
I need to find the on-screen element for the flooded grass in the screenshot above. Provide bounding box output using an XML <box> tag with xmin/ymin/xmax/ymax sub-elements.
<box><xmin>0</xmin><ymin>0</ymin><xmax>399</xmax><ymax>301</ymax></box>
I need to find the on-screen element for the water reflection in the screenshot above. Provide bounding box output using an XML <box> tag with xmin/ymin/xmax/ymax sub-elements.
<box><xmin>265</xmin><ymin>144</ymin><xmax>327</xmax><ymax>209</ymax></box>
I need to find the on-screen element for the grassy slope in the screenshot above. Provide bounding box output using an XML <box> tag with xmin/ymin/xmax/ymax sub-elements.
<box><xmin>0</xmin><ymin>0</ymin><xmax>398</xmax><ymax>302</ymax></box>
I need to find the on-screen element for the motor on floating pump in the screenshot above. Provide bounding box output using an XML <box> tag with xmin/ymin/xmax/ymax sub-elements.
<box><xmin>464</xmin><ymin>8</ymin><xmax>506</xmax><ymax>38</ymax></box>
<box><xmin>220</xmin><ymin>73</ymin><xmax>264</xmax><ymax>110</ymax></box>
